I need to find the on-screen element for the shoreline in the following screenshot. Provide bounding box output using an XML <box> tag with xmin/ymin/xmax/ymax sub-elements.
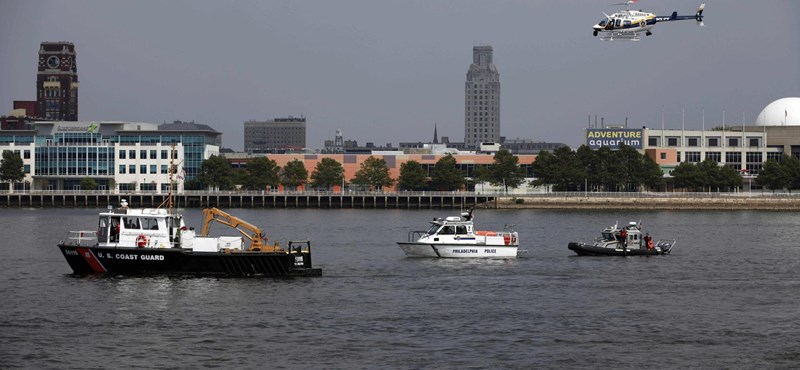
<box><xmin>493</xmin><ymin>195</ymin><xmax>800</xmax><ymax>210</ymax></box>
<box><xmin>2</xmin><ymin>192</ymin><xmax>798</xmax><ymax>210</ymax></box>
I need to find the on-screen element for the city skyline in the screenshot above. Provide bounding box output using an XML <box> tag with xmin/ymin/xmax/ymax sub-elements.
<box><xmin>1</xmin><ymin>0</ymin><xmax>798</xmax><ymax>151</ymax></box>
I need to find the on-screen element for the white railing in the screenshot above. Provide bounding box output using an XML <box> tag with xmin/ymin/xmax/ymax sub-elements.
<box><xmin>3</xmin><ymin>189</ymin><xmax>800</xmax><ymax>198</ymax></box>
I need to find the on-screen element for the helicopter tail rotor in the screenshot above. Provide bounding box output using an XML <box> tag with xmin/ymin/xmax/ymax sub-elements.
<box><xmin>695</xmin><ymin>3</ymin><xmax>706</xmax><ymax>26</ymax></box>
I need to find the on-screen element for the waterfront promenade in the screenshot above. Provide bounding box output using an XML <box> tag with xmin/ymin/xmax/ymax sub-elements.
<box><xmin>2</xmin><ymin>190</ymin><xmax>799</xmax><ymax>210</ymax></box>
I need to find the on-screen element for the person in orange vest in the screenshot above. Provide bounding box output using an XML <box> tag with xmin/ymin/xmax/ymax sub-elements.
<box><xmin>644</xmin><ymin>233</ymin><xmax>654</xmax><ymax>250</ymax></box>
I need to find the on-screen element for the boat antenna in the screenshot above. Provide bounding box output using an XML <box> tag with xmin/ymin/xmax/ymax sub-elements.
<box><xmin>156</xmin><ymin>143</ymin><xmax>177</xmax><ymax>215</ymax></box>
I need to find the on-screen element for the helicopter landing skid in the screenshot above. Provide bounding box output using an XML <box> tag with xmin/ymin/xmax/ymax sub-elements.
<box><xmin>599</xmin><ymin>32</ymin><xmax>641</xmax><ymax>41</ymax></box>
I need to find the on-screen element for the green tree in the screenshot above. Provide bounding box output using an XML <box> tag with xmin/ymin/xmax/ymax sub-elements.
<box><xmin>431</xmin><ymin>155</ymin><xmax>464</xmax><ymax>191</ymax></box>
<box><xmin>548</xmin><ymin>146</ymin><xmax>586</xmax><ymax>191</ymax></box>
<box><xmin>670</xmin><ymin>162</ymin><xmax>703</xmax><ymax>191</ymax></box>
<box><xmin>640</xmin><ymin>155</ymin><xmax>666</xmax><ymax>191</ymax></box>
<box><xmin>197</xmin><ymin>155</ymin><xmax>234</xmax><ymax>190</ymax></box>
<box><xmin>310</xmin><ymin>158</ymin><xmax>344</xmax><ymax>190</ymax></box>
<box><xmin>245</xmin><ymin>157</ymin><xmax>280</xmax><ymax>190</ymax></box>
<box><xmin>718</xmin><ymin>165</ymin><xmax>743</xmax><ymax>191</ymax></box>
<box><xmin>483</xmin><ymin>149</ymin><xmax>527</xmax><ymax>192</ymax></box>
<box><xmin>351</xmin><ymin>156</ymin><xmax>394</xmax><ymax>191</ymax></box>
<box><xmin>531</xmin><ymin>150</ymin><xmax>558</xmax><ymax>189</ymax></box>
<box><xmin>281</xmin><ymin>159</ymin><xmax>308</xmax><ymax>191</ymax></box>
<box><xmin>757</xmin><ymin>159</ymin><xmax>790</xmax><ymax>192</ymax></box>
<box><xmin>781</xmin><ymin>155</ymin><xmax>800</xmax><ymax>192</ymax></box>
<box><xmin>697</xmin><ymin>159</ymin><xmax>721</xmax><ymax>192</ymax></box>
<box><xmin>80</xmin><ymin>177</ymin><xmax>97</xmax><ymax>190</ymax></box>
<box><xmin>398</xmin><ymin>160</ymin><xmax>428</xmax><ymax>191</ymax></box>
<box><xmin>0</xmin><ymin>150</ymin><xmax>25</xmax><ymax>184</ymax></box>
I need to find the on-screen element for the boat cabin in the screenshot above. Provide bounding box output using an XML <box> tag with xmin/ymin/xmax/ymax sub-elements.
<box><xmin>426</xmin><ymin>213</ymin><xmax>474</xmax><ymax>237</ymax></box>
<box><xmin>96</xmin><ymin>200</ymin><xmax>184</xmax><ymax>249</ymax></box>
<box><xmin>601</xmin><ymin>221</ymin><xmax>643</xmax><ymax>248</ymax></box>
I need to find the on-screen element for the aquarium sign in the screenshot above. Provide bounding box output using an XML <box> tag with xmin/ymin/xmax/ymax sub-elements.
<box><xmin>586</xmin><ymin>129</ymin><xmax>643</xmax><ymax>149</ymax></box>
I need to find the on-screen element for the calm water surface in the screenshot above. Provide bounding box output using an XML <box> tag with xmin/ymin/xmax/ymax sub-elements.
<box><xmin>2</xmin><ymin>208</ymin><xmax>800</xmax><ymax>369</ymax></box>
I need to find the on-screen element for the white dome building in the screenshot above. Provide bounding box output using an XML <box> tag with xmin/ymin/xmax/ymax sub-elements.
<box><xmin>755</xmin><ymin>97</ymin><xmax>800</xmax><ymax>126</ymax></box>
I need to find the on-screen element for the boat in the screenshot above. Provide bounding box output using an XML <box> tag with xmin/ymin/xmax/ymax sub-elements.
<box><xmin>568</xmin><ymin>221</ymin><xmax>676</xmax><ymax>256</ymax></box>
<box><xmin>397</xmin><ymin>209</ymin><xmax>519</xmax><ymax>258</ymax></box>
<box><xmin>57</xmin><ymin>200</ymin><xmax>322</xmax><ymax>276</ymax></box>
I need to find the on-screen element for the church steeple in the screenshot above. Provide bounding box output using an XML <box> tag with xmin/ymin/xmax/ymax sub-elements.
<box><xmin>433</xmin><ymin>123</ymin><xmax>439</xmax><ymax>144</ymax></box>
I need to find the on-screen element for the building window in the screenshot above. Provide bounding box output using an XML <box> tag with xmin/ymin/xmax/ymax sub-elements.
<box><xmin>746</xmin><ymin>152</ymin><xmax>762</xmax><ymax>163</ymax></box>
<box><xmin>687</xmin><ymin>137</ymin><xmax>699</xmax><ymax>147</ymax></box>
<box><xmin>150</xmin><ymin>150</ymin><xmax>157</xmax><ymax>159</ymax></box>
<box><xmin>725</xmin><ymin>152</ymin><xmax>742</xmax><ymax>163</ymax></box>
<box><xmin>706</xmin><ymin>152</ymin><xmax>721</xmax><ymax>162</ymax></box>
<box><xmin>140</xmin><ymin>150</ymin><xmax>147</xmax><ymax>159</ymax></box>
<box><xmin>767</xmin><ymin>152</ymin><xmax>783</xmax><ymax>161</ymax></box>
<box><xmin>667</xmin><ymin>137</ymin><xmax>679</xmax><ymax>146</ymax></box>
<box><xmin>748</xmin><ymin>138</ymin><xmax>760</xmax><ymax>148</ymax></box>
<box><xmin>161</xmin><ymin>150</ymin><xmax>168</xmax><ymax>159</ymax></box>
<box><xmin>119</xmin><ymin>165</ymin><xmax>126</xmax><ymax>174</ymax></box>
<box><xmin>707</xmin><ymin>137</ymin><xmax>719</xmax><ymax>147</ymax></box>
<box><xmin>727</xmin><ymin>137</ymin><xmax>739</xmax><ymax>147</ymax></box>
<box><xmin>24</xmin><ymin>150</ymin><xmax>30</xmax><ymax>159</ymax></box>
<box><xmin>129</xmin><ymin>165</ymin><xmax>136</xmax><ymax>174</ymax></box>
<box><xmin>685</xmin><ymin>152</ymin><xmax>701</xmax><ymax>163</ymax></box>
<box><xmin>140</xmin><ymin>165</ymin><xmax>147</xmax><ymax>174</ymax></box>
<box><xmin>119</xmin><ymin>151</ymin><xmax>126</xmax><ymax>159</ymax></box>
<box><xmin>161</xmin><ymin>165</ymin><xmax>168</xmax><ymax>174</ymax></box>
<box><xmin>648</xmin><ymin>137</ymin><xmax>659</xmax><ymax>146</ymax></box>
<box><xmin>150</xmin><ymin>165</ymin><xmax>157</xmax><ymax>174</ymax></box>
<box><xmin>129</xmin><ymin>150</ymin><xmax>136</xmax><ymax>159</ymax></box>
<box><xmin>660</xmin><ymin>152</ymin><xmax>667</xmax><ymax>160</ymax></box>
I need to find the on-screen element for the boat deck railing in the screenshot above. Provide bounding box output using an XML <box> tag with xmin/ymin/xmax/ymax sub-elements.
<box><xmin>61</xmin><ymin>230</ymin><xmax>98</xmax><ymax>247</ymax></box>
<box><xmin>407</xmin><ymin>231</ymin><xmax>427</xmax><ymax>242</ymax></box>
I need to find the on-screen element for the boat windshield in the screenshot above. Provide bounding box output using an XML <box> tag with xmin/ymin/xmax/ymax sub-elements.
<box><xmin>602</xmin><ymin>232</ymin><xmax>615</xmax><ymax>240</ymax></box>
<box><xmin>426</xmin><ymin>224</ymin><xmax>439</xmax><ymax>235</ymax></box>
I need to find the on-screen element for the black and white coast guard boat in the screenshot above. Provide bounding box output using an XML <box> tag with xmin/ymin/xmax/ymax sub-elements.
<box><xmin>568</xmin><ymin>221</ymin><xmax>675</xmax><ymax>256</ymax></box>
<box><xmin>397</xmin><ymin>209</ymin><xmax>520</xmax><ymax>258</ymax></box>
<box><xmin>57</xmin><ymin>199</ymin><xmax>322</xmax><ymax>277</ymax></box>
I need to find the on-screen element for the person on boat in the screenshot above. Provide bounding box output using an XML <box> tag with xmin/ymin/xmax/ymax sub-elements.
<box><xmin>619</xmin><ymin>228</ymin><xmax>628</xmax><ymax>248</ymax></box>
<box><xmin>644</xmin><ymin>233</ymin><xmax>654</xmax><ymax>250</ymax></box>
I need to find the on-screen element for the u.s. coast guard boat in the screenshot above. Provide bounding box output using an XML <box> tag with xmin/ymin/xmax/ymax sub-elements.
<box><xmin>568</xmin><ymin>221</ymin><xmax>675</xmax><ymax>256</ymax></box>
<box><xmin>397</xmin><ymin>209</ymin><xmax>519</xmax><ymax>258</ymax></box>
<box><xmin>57</xmin><ymin>199</ymin><xmax>321</xmax><ymax>277</ymax></box>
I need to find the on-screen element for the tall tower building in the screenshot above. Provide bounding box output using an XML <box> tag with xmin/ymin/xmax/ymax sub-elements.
<box><xmin>37</xmin><ymin>41</ymin><xmax>79</xmax><ymax>121</ymax></box>
<box><xmin>464</xmin><ymin>45</ymin><xmax>500</xmax><ymax>148</ymax></box>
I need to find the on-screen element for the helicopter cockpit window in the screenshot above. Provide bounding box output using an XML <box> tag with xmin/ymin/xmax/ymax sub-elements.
<box><xmin>598</xmin><ymin>19</ymin><xmax>608</xmax><ymax>26</ymax></box>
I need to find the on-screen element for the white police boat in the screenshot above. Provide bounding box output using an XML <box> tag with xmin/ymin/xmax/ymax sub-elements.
<box><xmin>397</xmin><ymin>209</ymin><xmax>519</xmax><ymax>258</ymax></box>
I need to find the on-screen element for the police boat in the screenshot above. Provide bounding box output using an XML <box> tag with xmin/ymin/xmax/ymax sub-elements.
<box><xmin>567</xmin><ymin>221</ymin><xmax>676</xmax><ymax>256</ymax></box>
<box><xmin>397</xmin><ymin>208</ymin><xmax>520</xmax><ymax>258</ymax></box>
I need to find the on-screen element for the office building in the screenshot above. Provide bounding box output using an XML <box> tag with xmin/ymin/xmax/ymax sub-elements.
<box><xmin>464</xmin><ymin>45</ymin><xmax>500</xmax><ymax>148</ymax></box>
<box><xmin>244</xmin><ymin>116</ymin><xmax>306</xmax><ymax>153</ymax></box>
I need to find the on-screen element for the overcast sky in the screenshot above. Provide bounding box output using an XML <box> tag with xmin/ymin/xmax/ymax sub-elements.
<box><xmin>1</xmin><ymin>0</ymin><xmax>798</xmax><ymax>151</ymax></box>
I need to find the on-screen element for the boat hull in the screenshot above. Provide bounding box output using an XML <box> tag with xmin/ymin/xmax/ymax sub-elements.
<box><xmin>57</xmin><ymin>245</ymin><xmax>322</xmax><ymax>277</ymax></box>
<box><xmin>397</xmin><ymin>242</ymin><xmax>518</xmax><ymax>258</ymax></box>
<box><xmin>567</xmin><ymin>242</ymin><xmax>666</xmax><ymax>257</ymax></box>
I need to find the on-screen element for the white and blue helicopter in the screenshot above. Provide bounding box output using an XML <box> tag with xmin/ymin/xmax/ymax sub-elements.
<box><xmin>593</xmin><ymin>1</ymin><xmax>705</xmax><ymax>41</ymax></box>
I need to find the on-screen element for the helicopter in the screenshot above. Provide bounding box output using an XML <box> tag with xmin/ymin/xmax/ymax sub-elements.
<box><xmin>593</xmin><ymin>1</ymin><xmax>705</xmax><ymax>41</ymax></box>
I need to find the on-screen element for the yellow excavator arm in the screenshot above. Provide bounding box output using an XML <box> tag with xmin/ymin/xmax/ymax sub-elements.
<box><xmin>201</xmin><ymin>207</ymin><xmax>278</xmax><ymax>251</ymax></box>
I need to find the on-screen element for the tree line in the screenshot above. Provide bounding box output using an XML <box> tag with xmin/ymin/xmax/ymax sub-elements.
<box><xmin>531</xmin><ymin>144</ymin><xmax>744</xmax><ymax>192</ymax></box>
<box><xmin>8</xmin><ymin>146</ymin><xmax>800</xmax><ymax>192</ymax></box>
<box><xmin>190</xmin><ymin>151</ymin><xmax>527</xmax><ymax>192</ymax></box>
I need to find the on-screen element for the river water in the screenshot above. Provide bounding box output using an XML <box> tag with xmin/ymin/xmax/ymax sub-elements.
<box><xmin>2</xmin><ymin>207</ymin><xmax>800</xmax><ymax>369</ymax></box>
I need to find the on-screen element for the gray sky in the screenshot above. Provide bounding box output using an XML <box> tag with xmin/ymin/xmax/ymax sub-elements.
<box><xmin>1</xmin><ymin>0</ymin><xmax>798</xmax><ymax>151</ymax></box>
